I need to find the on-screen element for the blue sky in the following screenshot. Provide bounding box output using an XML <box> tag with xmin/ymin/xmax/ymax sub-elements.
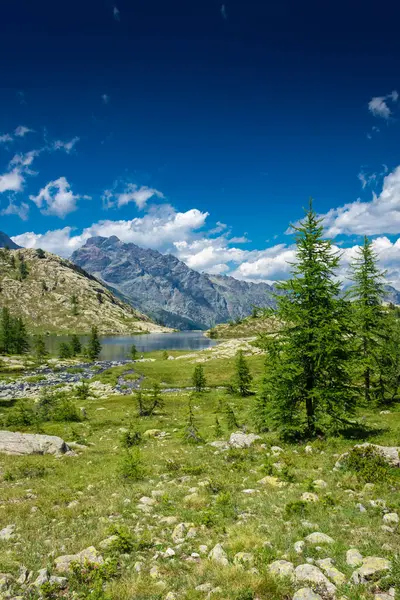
<box><xmin>2</xmin><ymin>0</ymin><xmax>400</xmax><ymax>283</ymax></box>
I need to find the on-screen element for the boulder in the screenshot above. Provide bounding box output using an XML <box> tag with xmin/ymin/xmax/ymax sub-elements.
<box><xmin>268</xmin><ymin>560</ymin><xmax>295</xmax><ymax>579</ymax></box>
<box><xmin>229</xmin><ymin>432</ymin><xmax>261</xmax><ymax>449</ymax></box>
<box><xmin>0</xmin><ymin>524</ymin><xmax>15</xmax><ymax>541</ymax></box>
<box><xmin>346</xmin><ymin>548</ymin><xmax>363</xmax><ymax>568</ymax></box>
<box><xmin>351</xmin><ymin>556</ymin><xmax>391</xmax><ymax>584</ymax></box>
<box><xmin>293</xmin><ymin>589</ymin><xmax>323</xmax><ymax>600</ymax></box>
<box><xmin>294</xmin><ymin>564</ymin><xmax>336</xmax><ymax>597</ymax></box>
<box><xmin>54</xmin><ymin>546</ymin><xmax>103</xmax><ymax>573</ymax></box>
<box><xmin>305</xmin><ymin>532</ymin><xmax>334</xmax><ymax>545</ymax></box>
<box><xmin>316</xmin><ymin>558</ymin><xmax>346</xmax><ymax>585</ymax></box>
<box><xmin>0</xmin><ymin>431</ymin><xmax>71</xmax><ymax>456</ymax></box>
<box><xmin>208</xmin><ymin>543</ymin><xmax>228</xmax><ymax>566</ymax></box>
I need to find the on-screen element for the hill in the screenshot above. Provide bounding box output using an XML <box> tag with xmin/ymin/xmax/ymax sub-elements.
<box><xmin>71</xmin><ymin>236</ymin><xmax>278</xmax><ymax>329</ymax></box>
<box><xmin>0</xmin><ymin>247</ymin><xmax>170</xmax><ymax>335</ymax></box>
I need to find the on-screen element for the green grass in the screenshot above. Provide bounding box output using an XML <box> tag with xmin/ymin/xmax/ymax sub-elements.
<box><xmin>1</xmin><ymin>352</ymin><xmax>400</xmax><ymax>599</ymax></box>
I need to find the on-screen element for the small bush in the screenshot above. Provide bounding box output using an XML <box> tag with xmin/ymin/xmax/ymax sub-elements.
<box><xmin>108</xmin><ymin>526</ymin><xmax>135</xmax><ymax>554</ymax></box>
<box><xmin>75</xmin><ymin>381</ymin><xmax>91</xmax><ymax>400</ymax></box>
<box><xmin>119</xmin><ymin>449</ymin><xmax>145</xmax><ymax>481</ymax></box>
<box><xmin>120</xmin><ymin>428</ymin><xmax>142</xmax><ymax>448</ymax></box>
<box><xmin>284</xmin><ymin>500</ymin><xmax>309</xmax><ymax>519</ymax></box>
<box><xmin>345</xmin><ymin>445</ymin><xmax>392</xmax><ymax>483</ymax></box>
<box><xmin>3</xmin><ymin>401</ymin><xmax>37</xmax><ymax>427</ymax></box>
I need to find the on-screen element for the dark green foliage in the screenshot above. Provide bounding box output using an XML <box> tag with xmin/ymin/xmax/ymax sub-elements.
<box><xmin>18</xmin><ymin>256</ymin><xmax>29</xmax><ymax>280</ymax></box>
<box><xmin>136</xmin><ymin>385</ymin><xmax>163</xmax><ymax>417</ymax></box>
<box><xmin>344</xmin><ymin>445</ymin><xmax>392</xmax><ymax>483</ymax></box>
<box><xmin>120</xmin><ymin>448</ymin><xmax>145</xmax><ymax>481</ymax></box>
<box><xmin>224</xmin><ymin>403</ymin><xmax>240</xmax><ymax>430</ymax></box>
<box><xmin>107</xmin><ymin>526</ymin><xmax>135</xmax><ymax>553</ymax></box>
<box><xmin>75</xmin><ymin>380</ymin><xmax>90</xmax><ymax>400</ymax></box>
<box><xmin>37</xmin><ymin>388</ymin><xmax>82</xmax><ymax>422</ymax></box>
<box><xmin>252</xmin><ymin>387</ymin><xmax>269</xmax><ymax>433</ymax></box>
<box><xmin>350</xmin><ymin>236</ymin><xmax>386</xmax><ymax>404</ymax></box>
<box><xmin>70</xmin><ymin>334</ymin><xmax>82</xmax><ymax>356</ymax></box>
<box><xmin>130</xmin><ymin>344</ymin><xmax>138</xmax><ymax>360</ymax></box>
<box><xmin>162</xmin><ymin>350</ymin><xmax>169</xmax><ymax>360</ymax></box>
<box><xmin>87</xmin><ymin>326</ymin><xmax>102</xmax><ymax>361</ymax></box>
<box><xmin>183</xmin><ymin>398</ymin><xmax>204</xmax><ymax>443</ymax></box>
<box><xmin>32</xmin><ymin>334</ymin><xmax>47</xmax><ymax>360</ymax></box>
<box><xmin>121</xmin><ymin>428</ymin><xmax>142</xmax><ymax>448</ymax></box>
<box><xmin>71</xmin><ymin>293</ymin><xmax>79</xmax><ymax>316</ymax></box>
<box><xmin>260</xmin><ymin>200</ymin><xmax>356</xmax><ymax>439</ymax></box>
<box><xmin>234</xmin><ymin>350</ymin><xmax>252</xmax><ymax>396</ymax></box>
<box><xmin>214</xmin><ymin>415</ymin><xmax>223</xmax><ymax>437</ymax></box>
<box><xmin>59</xmin><ymin>341</ymin><xmax>73</xmax><ymax>359</ymax></box>
<box><xmin>41</xmin><ymin>280</ymin><xmax>48</xmax><ymax>292</ymax></box>
<box><xmin>36</xmin><ymin>248</ymin><xmax>46</xmax><ymax>259</ymax></box>
<box><xmin>208</xmin><ymin>328</ymin><xmax>217</xmax><ymax>339</ymax></box>
<box><xmin>3</xmin><ymin>401</ymin><xmax>37</xmax><ymax>428</ymax></box>
<box><xmin>192</xmin><ymin>364</ymin><xmax>207</xmax><ymax>392</ymax></box>
<box><xmin>284</xmin><ymin>500</ymin><xmax>309</xmax><ymax>519</ymax></box>
<box><xmin>0</xmin><ymin>307</ymin><xmax>30</xmax><ymax>354</ymax></box>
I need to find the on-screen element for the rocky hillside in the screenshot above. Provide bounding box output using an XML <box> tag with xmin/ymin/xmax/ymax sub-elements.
<box><xmin>0</xmin><ymin>247</ymin><xmax>170</xmax><ymax>335</ymax></box>
<box><xmin>71</xmin><ymin>236</ymin><xmax>277</xmax><ymax>329</ymax></box>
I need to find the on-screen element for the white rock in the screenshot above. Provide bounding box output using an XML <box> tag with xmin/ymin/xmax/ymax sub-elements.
<box><xmin>295</xmin><ymin>564</ymin><xmax>336</xmax><ymax>597</ymax></box>
<box><xmin>268</xmin><ymin>560</ymin><xmax>295</xmax><ymax>580</ymax></box>
<box><xmin>229</xmin><ymin>432</ymin><xmax>261</xmax><ymax>449</ymax></box>
<box><xmin>305</xmin><ymin>446</ymin><xmax>313</xmax><ymax>454</ymax></box>
<box><xmin>208</xmin><ymin>543</ymin><xmax>228</xmax><ymax>566</ymax></box>
<box><xmin>305</xmin><ymin>532</ymin><xmax>334</xmax><ymax>545</ymax></box>
<box><xmin>351</xmin><ymin>556</ymin><xmax>391</xmax><ymax>584</ymax></box>
<box><xmin>293</xmin><ymin>589</ymin><xmax>322</xmax><ymax>600</ymax></box>
<box><xmin>0</xmin><ymin>431</ymin><xmax>72</xmax><ymax>455</ymax></box>
<box><xmin>54</xmin><ymin>546</ymin><xmax>103</xmax><ymax>573</ymax></box>
<box><xmin>383</xmin><ymin>513</ymin><xmax>399</xmax><ymax>525</ymax></box>
<box><xmin>346</xmin><ymin>549</ymin><xmax>363</xmax><ymax>567</ymax></box>
<box><xmin>271</xmin><ymin>445</ymin><xmax>284</xmax><ymax>455</ymax></box>
<box><xmin>0</xmin><ymin>524</ymin><xmax>15</xmax><ymax>541</ymax></box>
<box><xmin>301</xmin><ymin>492</ymin><xmax>319</xmax><ymax>503</ymax></box>
<box><xmin>312</xmin><ymin>480</ymin><xmax>327</xmax><ymax>489</ymax></box>
<box><xmin>294</xmin><ymin>541</ymin><xmax>305</xmax><ymax>554</ymax></box>
<box><xmin>234</xmin><ymin>552</ymin><xmax>254</xmax><ymax>565</ymax></box>
<box><xmin>316</xmin><ymin>558</ymin><xmax>346</xmax><ymax>585</ymax></box>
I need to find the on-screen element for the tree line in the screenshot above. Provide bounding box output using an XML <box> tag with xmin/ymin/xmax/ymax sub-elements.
<box><xmin>254</xmin><ymin>200</ymin><xmax>400</xmax><ymax>440</ymax></box>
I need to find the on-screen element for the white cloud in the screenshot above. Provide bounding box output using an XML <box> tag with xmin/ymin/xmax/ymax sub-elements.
<box><xmin>0</xmin><ymin>199</ymin><xmax>29</xmax><ymax>220</ymax></box>
<box><xmin>323</xmin><ymin>164</ymin><xmax>400</xmax><ymax>236</ymax></box>
<box><xmin>113</xmin><ymin>6</ymin><xmax>120</xmax><ymax>21</ymax></box>
<box><xmin>0</xmin><ymin>169</ymin><xmax>25</xmax><ymax>193</ymax></box>
<box><xmin>221</xmin><ymin>4</ymin><xmax>227</xmax><ymax>19</ymax></box>
<box><xmin>102</xmin><ymin>182</ymin><xmax>164</xmax><ymax>210</ymax></box>
<box><xmin>102</xmin><ymin>94</ymin><xmax>110</xmax><ymax>104</ymax></box>
<box><xmin>53</xmin><ymin>136</ymin><xmax>80</xmax><ymax>153</ymax></box>
<box><xmin>368</xmin><ymin>90</ymin><xmax>398</xmax><ymax>119</ymax></box>
<box><xmin>29</xmin><ymin>177</ymin><xmax>90</xmax><ymax>218</ymax></box>
<box><xmin>0</xmin><ymin>133</ymin><xmax>13</xmax><ymax>144</ymax></box>
<box><xmin>14</xmin><ymin>125</ymin><xmax>34</xmax><ymax>137</ymax></box>
<box><xmin>9</xmin><ymin>149</ymin><xmax>42</xmax><ymax>169</ymax></box>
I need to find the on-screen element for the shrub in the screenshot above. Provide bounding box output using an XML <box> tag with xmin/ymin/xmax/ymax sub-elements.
<box><xmin>344</xmin><ymin>445</ymin><xmax>392</xmax><ymax>483</ymax></box>
<box><xmin>119</xmin><ymin>449</ymin><xmax>145</xmax><ymax>481</ymax></box>
<box><xmin>37</xmin><ymin>388</ymin><xmax>82</xmax><ymax>423</ymax></box>
<box><xmin>75</xmin><ymin>381</ymin><xmax>91</xmax><ymax>400</ymax></box>
<box><xmin>120</xmin><ymin>428</ymin><xmax>142</xmax><ymax>448</ymax></box>
<box><xmin>3</xmin><ymin>401</ymin><xmax>37</xmax><ymax>427</ymax></box>
<box><xmin>108</xmin><ymin>526</ymin><xmax>134</xmax><ymax>553</ymax></box>
<box><xmin>284</xmin><ymin>500</ymin><xmax>309</xmax><ymax>519</ymax></box>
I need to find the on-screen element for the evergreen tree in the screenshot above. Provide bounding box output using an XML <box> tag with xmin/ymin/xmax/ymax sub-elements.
<box><xmin>36</xmin><ymin>248</ymin><xmax>46</xmax><ymax>259</ymax></box>
<box><xmin>33</xmin><ymin>335</ymin><xmax>47</xmax><ymax>360</ymax></box>
<box><xmin>59</xmin><ymin>342</ymin><xmax>73</xmax><ymax>359</ymax></box>
<box><xmin>234</xmin><ymin>350</ymin><xmax>252</xmax><ymax>396</ymax></box>
<box><xmin>349</xmin><ymin>236</ymin><xmax>386</xmax><ymax>404</ymax></box>
<box><xmin>87</xmin><ymin>326</ymin><xmax>102</xmax><ymax>361</ymax></box>
<box><xmin>70</xmin><ymin>334</ymin><xmax>82</xmax><ymax>356</ymax></box>
<box><xmin>375</xmin><ymin>307</ymin><xmax>400</xmax><ymax>404</ymax></box>
<box><xmin>224</xmin><ymin>403</ymin><xmax>240</xmax><ymax>430</ymax></box>
<box><xmin>13</xmin><ymin>318</ymin><xmax>30</xmax><ymax>354</ymax></box>
<box><xmin>260</xmin><ymin>200</ymin><xmax>355</xmax><ymax>439</ymax></box>
<box><xmin>71</xmin><ymin>294</ymin><xmax>79</xmax><ymax>316</ymax></box>
<box><xmin>18</xmin><ymin>257</ymin><xmax>29</xmax><ymax>280</ymax></box>
<box><xmin>192</xmin><ymin>364</ymin><xmax>206</xmax><ymax>392</ymax></box>
<box><xmin>183</xmin><ymin>397</ymin><xmax>204</xmax><ymax>443</ymax></box>
<box><xmin>130</xmin><ymin>344</ymin><xmax>138</xmax><ymax>360</ymax></box>
<box><xmin>0</xmin><ymin>307</ymin><xmax>13</xmax><ymax>354</ymax></box>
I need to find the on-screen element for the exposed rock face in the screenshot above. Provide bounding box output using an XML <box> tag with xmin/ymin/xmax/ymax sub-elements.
<box><xmin>71</xmin><ymin>236</ymin><xmax>278</xmax><ymax>329</ymax></box>
<box><xmin>0</xmin><ymin>431</ymin><xmax>72</xmax><ymax>456</ymax></box>
<box><xmin>0</xmin><ymin>248</ymin><xmax>168</xmax><ymax>334</ymax></box>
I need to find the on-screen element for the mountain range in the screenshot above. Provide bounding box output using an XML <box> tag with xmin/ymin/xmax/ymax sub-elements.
<box><xmin>71</xmin><ymin>236</ymin><xmax>278</xmax><ymax>329</ymax></box>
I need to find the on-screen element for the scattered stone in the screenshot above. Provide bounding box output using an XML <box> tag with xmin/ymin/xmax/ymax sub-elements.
<box><xmin>143</xmin><ymin>429</ymin><xmax>163</xmax><ymax>438</ymax></box>
<box><xmin>139</xmin><ymin>496</ymin><xmax>156</xmax><ymax>506</ymax></box>
<box><xmin>196</xmin><ymin>583</ymin><xmax>213</xmax><ymax>593</ymax></box>
<box><xmin>172</xmin><ymin>523</ymin><xmax>187</xmax><ymax>543</ymax></box>
<box><xmin>268</xmin><ymin>560</ymin><xmax>295</xmax><ymax>580</ymax></box>
<box><xmin>335</xmin><ymin>444</ymin><xmax>400</xmax><ymax>469</ymax></box>
<box><xmin>234</xmin><ymin>552</ymin><xmax>254</xmax><ymax>565</ymax></box>
<box><xmin>293</xmin><ymin>589</ymin><xmax>322</xmax><ymax>600</ymax></box>
<box><xmin>271</xmin><ymin>446</ymin><xmax>284</xmax><ymax>455</ymax></box>
<box><xmin>165</xmin><ymin>593</ymin><xmax>176</xmax><ymax>600</ymax></box>
<box><xmin>375</xmin><ymin>594</ymin><xmax>393</xmax><ymax>600</ymax></box>
<box><xmin>0</xmin><ymin>524</ymin><xmax>15</xmax><ymax>541</ymax></box>
<box><xmin>312</xmin><ymin>480</ymin><xmax>327</xmax><ymax>489</ymax></box>
<box><xmin>383</xmin><ymin>513</ymin><xmax>399</xmax><ymax>525</ymax></box>
<box><xmin>301</xmin><ymin>492</ymin><xmax>319</xmax><ymax>503</ymax></box>
<box><xmin>0</xmin><ymin>431</ymin><xmax>72</xmax><ymax>455</ymax></box>
<box><xmin>305</xmin><ymin>446</ymin><xmax>313</xmax><ymax>454</ymax></box>
<box><xmin>229</xmin><ymin>432</ymin><xmax>261</xmax><ymax>449</ymax></box>
<box><xmin>160</xmin><ymin>516</ymin><xmax>178</xmax><ymax>525</ymax></box>
<box><xmin>208</xmin><ymin>543</ymin><xmax>228</xmax><ymax>566</ymax></box>
<box><xmin>99</xmin><ymin>535</ymin><xmax>119</xmax><ymax>550</ymax></box>
<box><xmin>258</xmin><ymin>476</ymin><xmax>287</xmax><ymax>487</ymax></box>
<box><xmin>295</xmin><ymin>564</ymin><xmax>336</xmax><ymax>596</ymax></box>
<box><xmin>305</xmin><ymin>532</ymin><xmax>334</xmax><ymax>545</ymax></box>
<box><xmin>294</xmin><ymin>541</ymin><xmax>305</xmax><ymax>554</ymax></box>
<box><xmin>54</xmin><ymin>546</ymin><xmax>104</xmax><ymax>573</ymax></box>
<box><xmin>316</xmin><ymin>558</ymin><xmax>346</xmax><ymax>585</ymax></box>
<box><xmin>346</xmin><ymin>549</ymin><xmax>363</xmax><ymax>567</ymax></box>
<box><xmin>351</xmin><ymin>556</ymin><xmax>391</xmax><ymax>584</ymax></box>
<box><xmin>356</xmin><ymin>503</ymin><xmax>367</xmax><ymax>513</ymax></box>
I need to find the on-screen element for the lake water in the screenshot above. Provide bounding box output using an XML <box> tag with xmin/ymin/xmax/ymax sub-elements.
<box><xmin>44</xmin><ymin>331</ymin><xmax>216</xmax><ymax>360</ymax></box>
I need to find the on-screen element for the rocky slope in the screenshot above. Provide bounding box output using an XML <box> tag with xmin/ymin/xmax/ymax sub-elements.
<box><xmin>71</xmin><ymin>236</ymin><xmax>278</xmax><ymax>329</ymax></box>
<box><xmin>0</xmin><ymin>247</ymin><xmax>170</xmax><ymax>334</ymax></box>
